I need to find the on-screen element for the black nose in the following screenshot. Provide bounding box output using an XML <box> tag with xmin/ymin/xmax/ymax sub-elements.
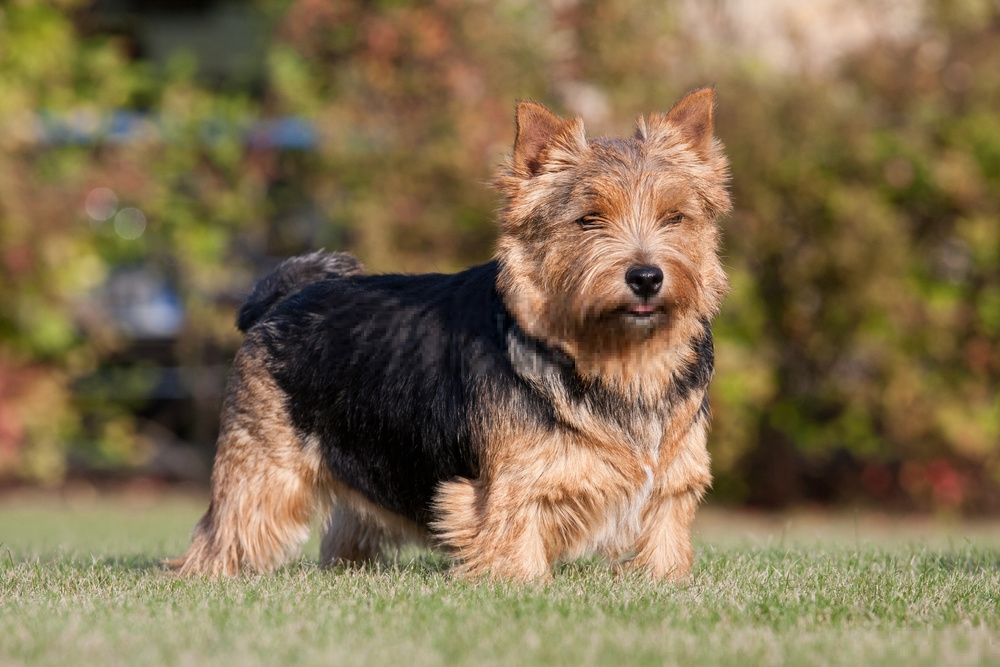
<box><xmin>625</xmin><ymin>265</ymin><xmax>663</xmax><ymax>298</ymax></box>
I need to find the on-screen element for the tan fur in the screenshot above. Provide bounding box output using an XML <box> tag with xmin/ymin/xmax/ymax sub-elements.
<box><xmin>167</xmin><ymin>341</ymin><xmax>321</xmax><ymax>575</ymax></box>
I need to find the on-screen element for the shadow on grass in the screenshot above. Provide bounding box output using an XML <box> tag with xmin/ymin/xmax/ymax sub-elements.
<box><xmin>314</xmin><ymin>549</ymin><xmax>452</xmax><ymax>577</ymax></box>
<box><xmin>93</xmin><ymin>550</ymin><xmax>455</xmax><ymax>577</ymax></box>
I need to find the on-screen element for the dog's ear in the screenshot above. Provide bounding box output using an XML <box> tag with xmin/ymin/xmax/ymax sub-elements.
<box><xmin>637</xmin><ymin>87</ymin><xmax>716</xmax><ymax>159</ymax></box>
<box><xmin>513</xmin><ymin>101</ymin><xmax>587</xmax><ymax>177</ymax></box>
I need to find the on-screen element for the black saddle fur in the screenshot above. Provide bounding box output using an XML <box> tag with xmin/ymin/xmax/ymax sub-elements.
<box><xmin>240</xmin><ymin>252</ymin><xmax>713</xmax><ymax>525</ymax></box>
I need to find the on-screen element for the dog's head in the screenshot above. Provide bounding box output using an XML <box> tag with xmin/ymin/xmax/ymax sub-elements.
<box><xmin>494</xmin><ymin>89</ymin><xmax>731</xmax><ymax>372</ymax></box>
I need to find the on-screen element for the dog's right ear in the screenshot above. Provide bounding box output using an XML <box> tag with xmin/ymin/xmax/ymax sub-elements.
<box><xmin>513</xmin><ymin>101</ymin><xmax>587</xmax><ymax>177</ymax></box>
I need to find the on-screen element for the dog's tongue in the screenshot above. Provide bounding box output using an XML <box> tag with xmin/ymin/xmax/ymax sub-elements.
<box><xmin>630</xmin><ymin>304</ymin><xmax>655</xmax><ymax>314</ymax></box>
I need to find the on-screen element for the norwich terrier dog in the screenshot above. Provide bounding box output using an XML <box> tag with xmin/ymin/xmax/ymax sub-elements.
<box><xmin>171</xmin><ymin>88</ymin><xmax>730</xmax><ymax>581</ymax></box>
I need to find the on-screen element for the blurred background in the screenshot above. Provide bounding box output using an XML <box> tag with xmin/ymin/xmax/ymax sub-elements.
<box><xmin>0</xmin><ymin>0</ymin><xmax>998</xmax><ymax>513</ymax></box>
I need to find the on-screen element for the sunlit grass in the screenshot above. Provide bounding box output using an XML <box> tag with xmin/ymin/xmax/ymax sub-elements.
<box><xmin>1</xmin><ymin>495</ymin><xmax>998</xmax><ymax>666</ymax></box>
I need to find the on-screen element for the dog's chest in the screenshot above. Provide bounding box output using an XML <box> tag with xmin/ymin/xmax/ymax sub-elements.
<box><xmin>568</xmin><ymin>448</ymin><xmax>659</xmax><ymax>559</ymax></box>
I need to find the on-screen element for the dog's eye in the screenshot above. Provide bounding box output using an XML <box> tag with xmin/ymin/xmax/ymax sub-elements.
<box><xmin>576</xmin><ymin>214</ymin><xmax>604</xmax><ymax>231</ymax></box>
<box><xmin>662</xmin><ymin>213</ymin><xmax>684</xmax><ymax>227</ymax></box>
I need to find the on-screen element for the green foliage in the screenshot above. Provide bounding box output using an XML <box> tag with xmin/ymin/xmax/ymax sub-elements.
<box><xmin>709</xmin><ymin>3</ymin><xmax>1000</xmax><ymax>506</ymax></box>
<box><xmin>0</xmin><ymin>1</ymin><xmax>262</xmax><ymax>479</ymax></box>
<box><xmin>1</xmin><ymin>0</ymin><xmax>999</xmax><ymax>508</ymax></box>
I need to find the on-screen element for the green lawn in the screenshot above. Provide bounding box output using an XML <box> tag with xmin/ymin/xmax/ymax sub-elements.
<box><xmin>1</xmin><ymin>493</ymin><xmax>999</xmax><ymax>666</ymax></box>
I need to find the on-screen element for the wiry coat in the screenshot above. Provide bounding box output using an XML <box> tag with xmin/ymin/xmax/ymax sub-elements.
<box><xmin>172</xmin><ymin>88</ymin><xmax>730</xmax><ymax>580</ymax></box>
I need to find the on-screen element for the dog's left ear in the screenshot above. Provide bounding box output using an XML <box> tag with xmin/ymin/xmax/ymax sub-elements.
<box><xmin>636</xmin><ymin>87</ymin><xmax>716</xmax><ymax>159</ymax></box>
<box><xmin>513</xmin><ymin>101</ymin><xmax>587</xmax><ymax>177</ymax></box>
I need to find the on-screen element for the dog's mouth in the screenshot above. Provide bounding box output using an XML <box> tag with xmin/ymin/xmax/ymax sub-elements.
<box><xmin>619</xmin><ymin>302</ymin><xmax>665</xmax><ymax>324</ymax></box>
<box><xmin>628</xmin><ymin>303</ymin><xmax>656</xmax><ymax>316</ymax></box>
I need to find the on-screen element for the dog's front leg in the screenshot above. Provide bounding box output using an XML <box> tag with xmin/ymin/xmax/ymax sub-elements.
<box><xmin>434</xmin><ymin>472</ymin><xmax>554</xmax><ymax>582</ymax></box>
<box><xmin>629</xmin><ymin>420</ymin><xmax>712</xmax><ymax>581</ymax></box>
<box><xmin>435</xmin><ymin>428</ymin><xmax>647</xmax><ymax>581</ymax></box>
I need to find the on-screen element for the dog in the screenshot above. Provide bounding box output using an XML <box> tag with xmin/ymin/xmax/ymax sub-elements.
<box><xmin>170</xmin><ymin>87</ymin><xmax>730</xmax><ymax>580</ymax></box>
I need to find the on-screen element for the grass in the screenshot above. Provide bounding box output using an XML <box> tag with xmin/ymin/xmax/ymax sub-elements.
<box><xmin>2</xmin><ymin>493</ymin><xmax>999</xmax><ymax>666</ymax></box>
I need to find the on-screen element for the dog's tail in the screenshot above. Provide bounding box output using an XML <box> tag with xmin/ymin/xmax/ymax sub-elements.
<box><xmin>236</xmin><ymin>251</ymin><xmax>365</xmax><ymax>332</ymax></box>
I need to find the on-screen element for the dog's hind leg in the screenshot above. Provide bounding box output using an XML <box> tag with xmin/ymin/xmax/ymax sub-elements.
<box><xmin>319</xmin><ymin>485</ymin><xmax>429</xmax><ymax>568</ymax></box>
<box><xmin>169</xmin><ymin>342</ymin><xmax>324</xmax><ymax>576</ymax></box>
<box><xmin>319</xmin><ymin>506</ymin><xmax>385</xmax><ymax>566</ymax></box>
